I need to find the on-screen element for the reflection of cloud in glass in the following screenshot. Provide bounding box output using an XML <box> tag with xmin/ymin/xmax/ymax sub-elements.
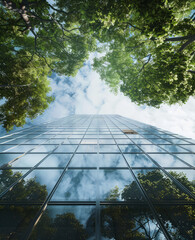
<box><xmin>38</xmin><ymin>154</ymin><xmax>72</xmax><ymax>168</ymax></box>
<box><xmin>69</xmin><ymin>154</ymin><xmax>98</xmax><ymax>167</ymax></box>
<box><xmin>99</xmin><ymin>154</ymin><xmax>127</xmax><ymax>167</ymax></box>
<box><xmin>51</xmin><ymin>170</ymin><xmax>96</xmax><ymax>201</ymax></box>
<box><xmin>149</xmin><ymin>154</ymin><xmax>189</xmax><ymax>167</ymax></box>
<box><xmin>99</xmin><ymin>169</ymin><xmax>142</xmax><ymax>201</ymax></box>
<box><xmin>174</xmin><ymin>154</ymin><xmax>195</xmax><ymax>167</ymax></box>
<box><xmin>31</xmin><ymin>145</ymin><xmax>57</xmax><ymax>153</ymax></box>
<box><xmin>11</xmin><ymin>154</ymin><xmax>47</xmax><ymax>167</ymax></box>
<box><xmin>119</xmin><ymin>145</ymin><xmax>142</xmax><ymax>153</ymax></box>
<box><xmin>125</xmin><ymin>154</ymin><xmax>156</xmax><ymax>167</ymax></box>
<box><xmin>160</xmin><ymin>145</ymin><xmax>189</xmax><ymax>153</ymax></box>
<box><xmin>138</xmin><ymin>145</ymin><xmax>165</xmax><ymax>153</ymax></box>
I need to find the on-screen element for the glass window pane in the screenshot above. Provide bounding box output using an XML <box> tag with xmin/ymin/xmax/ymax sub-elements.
<box><xmin>101</xmin><ymin>205</ymin><xmax>165</xmax><ymax>239</ymax></box>
<box><xmin>51</xmin><ymin>170</ymin><xmax>96</xmax><ymax>201</ymax></box>
<box><xmin>69</xmin><ymin>154</ymin><xmax>98</xmax><ymax>167</ymax></box>
<box><xmin>138</xmin><ymin>145</ymin><xmax>165</xmax><ymax>153</ymax></box>
<box><xmin>124</xmin><ymin>154</ymin><xmax>157</xmax><ymax>167</ymax></box>
<box><xmin>38</xmin><ymin>154</ymin><xmax>72</xmax><ymax>168</ymax></box>
<box><xmin>119</xmin><ymin>145</ymin><xmax>142</xmax><ymax>153</ymax></box>
<box><xmin>0</xmin><ymin>205</ymin><xmax>41</xmax><ymax>239</ymax></box>
<box><xmin>159</xmin><ymin>145</ymin><xmax>189</xmax><ymax>153</ymax></box>
<box><xmin>54</xmin><ymin>145</ymin><xmax>77</xmax><ymax>153</ymax></box>
<box><xmin>30</xmin><ymin>205</ymin><xmax>95</xmax><ymax>240</ymax></box>
<box><xmin>0</xmin><ymin>169</ymin><xmax>28</xmax><ymax>194</ymax></box>
<box><xmin>1</xmin><ymin>169</ymin><xmax>62</xmax><ymax>202</ymax></box>
<box><xmin>133</xmin><ymin>169</ymin><xmax>194</xmax><ymax>203</ymax></box>
<box><xmin>77</xmin><ymin>145</ymin><xmax>98</xmax><ymax>153</ymax></box>
<box><xmin>181</xmin><ymin>145</ymin><xmax>195</xmax><ymax>153</ymax></box>
<box><xmin>155</xmin><ymin>205</ymin><xmax>195</xmax><ymax>240</ymax></box>
<box><xmin>11</xmin><ymin>154</ymin><xmax>47</xmax><ymax>167</ymax></box>
<box><xmin>99</xmin><ymin>169</ymin><xmax>144</xmax><ymax>201</ymax></box>
<box><xmin>148</xmin><ymin>154</ymin><xmax>189</xmax><ymax>168</ymax></box>
<box><xmin>0</xmin><ymin>153</ymin><xmax>21</xmax><ymax>166</ymax></box>
<box><xmin>99</xmin><ymin>154</ymin><xmax>127</xmax><ymax>167</ymax></box>
<box><xmin>99</xmin><ymin>145</ymin><xmax>120</xmax><ymax>153</ymax></box>
<box><xmin>168</xmin><ymin>170</ymin><xmax>195</xmax><ymax>195</ymax></box>
<box><xmin>115</xmin><ymin>139</ymin><xmax>133</xmax><ymax>144</ymax></box>
<box><xmin>31</xmin><ymin>145</ymin><xmax>57</xmax><ymax>153</ymax></box>
<box><xmin>174</xmin><ymin>154</ymin><xmax>195</xmax><ymax>167</ymax></box>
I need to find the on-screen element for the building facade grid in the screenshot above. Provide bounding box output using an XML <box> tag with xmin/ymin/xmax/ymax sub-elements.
<box><xmin>0</xmin><ymin>114</ymin><xmax>194</xmax><ymax>240</ymax></box>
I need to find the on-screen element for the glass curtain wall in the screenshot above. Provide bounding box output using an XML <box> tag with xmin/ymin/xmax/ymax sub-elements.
<box><xmin>0</xmin><ymin>115</ymin><xmax>194</xmax><ymax>240</ymax></box>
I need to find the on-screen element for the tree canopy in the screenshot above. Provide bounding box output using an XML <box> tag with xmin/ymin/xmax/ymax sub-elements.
<box><xmin>0</xmin><ymin>0</ymin><xmax>195</xmax><ymax>130</ymax></box>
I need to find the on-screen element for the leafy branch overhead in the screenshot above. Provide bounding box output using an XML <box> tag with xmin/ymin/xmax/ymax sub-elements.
<box><xmin>0</xmin><ymin>0</ymin><xmax>195</xmax><ymax>130</ymax></box>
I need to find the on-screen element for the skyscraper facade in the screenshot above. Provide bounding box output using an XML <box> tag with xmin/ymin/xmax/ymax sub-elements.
<box><xmin>0</xmin><ymin>114</ymin><xmax>194</xmax><ymax>240</ymax></box>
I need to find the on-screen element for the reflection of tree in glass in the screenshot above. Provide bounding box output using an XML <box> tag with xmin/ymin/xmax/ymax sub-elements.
<box><xmin>102</xmin><ymin>170</ymin><xmax>195</xmax><ymax>239</ymax></box>
<box><xmin>123</xmin><ymin>170</ymin><xmax>195</xmax><ymax>202</ymax></box>
<box><xmin>0</xmin><ymin>169</ymin><xmax>48</xmax><ymax>239</ymax></box>
<box><xmin>0</xmin><ymin>169</ymin><xmax>47</xmax><ymax>202</ymax></box>
<box><xmin>31</xmin><ymin>212</ymin><xmax>88</xmax><ymax>240</ymax></box>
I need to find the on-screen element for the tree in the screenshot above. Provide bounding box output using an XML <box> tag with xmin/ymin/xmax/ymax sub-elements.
<box><xmin>91</xmin><ymin>0</ymin><xmax>195</xmax><ymax>107</ymax></box>
<box><xmin>0</xmin><ymin>0</ymin><xmax>96</xmax><ymax>130</ymax></box>
<box><xmin>0</xmin><ymin>44</ymin><xmax>54</xmax><ymax>131</ymax></box>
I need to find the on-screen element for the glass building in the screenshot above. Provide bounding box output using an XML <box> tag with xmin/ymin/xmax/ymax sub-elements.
<box><xmin>0</xmin><ymin>114</ymin><xmax>194</xmax><ymax>240</ymax></box>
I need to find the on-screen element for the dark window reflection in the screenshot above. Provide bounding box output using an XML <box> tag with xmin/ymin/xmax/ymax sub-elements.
<box><xmin>30</xmin><ymin>205</ymin><xmax>95</xmax><ymax>240</ymax></box>
<box><xmin>155</xmin><ymin>205</ymin><xmax>195</xmax><ymax>240</ymax></box>
<box><xmin>101</xmin><ymin>205</ymin><xmax>165</xmax><ymax>239</ymax></box>
<box><xmin>0</xmin><ymin>205</ymin><xmax>41</xmax><ymax>240</ymax></box>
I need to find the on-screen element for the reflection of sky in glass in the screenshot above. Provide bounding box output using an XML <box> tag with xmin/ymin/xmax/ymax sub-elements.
<box><xmin>38</xmin><ymin>154</ymin><xmax>72</xmax><ymax>167</ymax></box>
<box><xmin>11</xmin><ymin>154</ymin><xmax>47</xmax><ymax>167</ymax></box>
<box><xmin>99</xmin><ymin>169</ymin><xmax>143</xmax><ymax>201</ymax></box>
<box><xmin>99</xmin><ymin>154</ymin><xmax>127</xmax><ymax>167</ymax></box>
<box><xmin>115</xmin><ymin>139</ymin><xmax>133</xmax><ymax>144</ymax></box>
<box><xmin>148</xmin><ymin>139</ymin><xmax>171</xmax><ymax>144</ymax></box>
<box><xmin>31</xmin><ymin>145</ymin><xmax>57</xmax><ymax>153</ymax></box>
<box><xmin>124</xmin><ymin>154</ymin><xmax>157</xmax><ymax>167</ymax></box>
<box><xmin>174</xmin><ymin>154</ymin><xmax>195</xmax><ymax>167</ymax></box>
<box><xmin>2</xmin><ymin>145</ymin><xmax>34</xmax><ymax>153</ymax></box>
<box><xmin>54</xmin><ymin>145</ymin><xmax>77</xmax><ymax>153</ymax></box>
<box><xmin>119</xmin><ymin>145</ymin><xmax>142</xmax><ymax>153</ymax></box>
<box><xmin>99</xmin><ymin>145</ymin><xmax>120</xmax><ymax>153</ymax></box>
<box><xmin>180</xmin><ymin>145</ymin><xmax>195</xmax><ymax>153</ymax></box>
<box><xmin>0</xmin><ymin>153</ymin><xmax>21</xmax><ymax>166</ymax></box>
<box><xmin>132</xmin><ymin>139</ymin><xmax>153</xmax><ymax>144</ymax></box>
<box><xmin>77</xmin><ymin>145</ymin><xmax>98</xmax><ymax>153</ymax></box>
<box><xmin>51</xmin><ymin>170</ymin><xmax>96</xmax><ymax>201</ymax></box>
<box><xmin>69</xmin><ymin>154</ymin><xmax>98</xmax><ymax>167</ymax></box>
<box><xmin>159</xmin><ymin>145</ymin><xmax>189</xmax><ymax>152</ymax></box>
<box><xmin>149</xmin><ymin>154</ymin><xmax>189</xmax><ymax>167</ymax></box>
<box><xmin>139</xmin><ymin>145</ymin><xmax>165</xmax><ymax>153</ymax></box>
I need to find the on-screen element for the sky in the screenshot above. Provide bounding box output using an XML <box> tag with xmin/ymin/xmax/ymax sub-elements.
<box><xmin>1</xmin><ymin>52</ymin><xmax>195</xmax><ymax>139</ymax></box>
